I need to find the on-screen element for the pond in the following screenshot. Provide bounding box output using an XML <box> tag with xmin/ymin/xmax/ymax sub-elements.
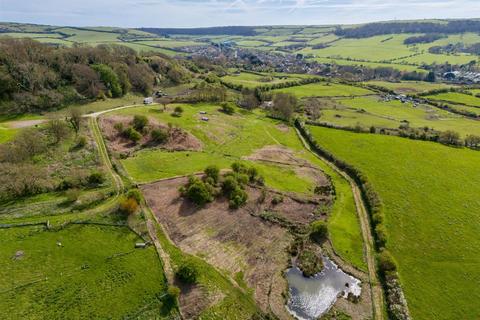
<box><xmin>286</xmin><ymin>256</ymin><xmax>361</xmax><ymax>320</ymax></box>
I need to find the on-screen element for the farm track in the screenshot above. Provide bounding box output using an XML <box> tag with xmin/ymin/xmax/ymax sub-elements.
<box><xmin>294</xmin><ymin>127</ymin><xmax>385</xmax><ymax>320</ymax></box>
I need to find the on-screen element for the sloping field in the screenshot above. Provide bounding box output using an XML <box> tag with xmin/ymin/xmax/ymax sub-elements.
<box><xmin>307</xmin><ymin>126</ymin><xmax>480</xmax><ymax>320</ymax></box>
<box><xmin>426</xmin><ymin>92</ymin><xmax>480</xmax><ymax>107</ymax></box>
<box><xmin>0</xmin><ymin>224</ymin><xmax>171</xmax><ymax>319</ymax></box>
<box><xmin>271</xmin><ymin>82</ymin><xmax>373</xmax><ymax>98</ymax></box>
<box><xmin>366</xmin><ymin>81</ymin><xmax>455</xmax><ymax>94</ymax></box>
<box><xmin>318</xmin><ymin>96</ymin><xmax>480</xmax><ymax>137</ymax></box>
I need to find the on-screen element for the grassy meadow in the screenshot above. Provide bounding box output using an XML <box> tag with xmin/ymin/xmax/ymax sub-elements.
<box><xmin>0</xmin><ymin>224</ymin><xmax>172</xmax><ymax>319</ymax></box>
<box><xmin>426</xmin><ymin>92</ymin><xmax>480</xmax><ymax>107</ymax></box>
<box><xmin>307</xmin><ymin>126</ymin><xmax>480</xmax><ymax>320</ymax></box>
<box><xmin>271</xmin><ymin>82</ymin><xmax>373</xmax><ymax>98</ymax></box>
<box><xmin>316</xmin><ymin>96</ymin><xmax>480</xmax><ymax>137</ymax></box>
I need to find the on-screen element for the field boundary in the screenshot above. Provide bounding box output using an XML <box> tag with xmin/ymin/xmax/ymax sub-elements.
<box><xmin>294</xmin><ymin>123</ymin><xmax>385</xmax><ymax>320</ymax></box>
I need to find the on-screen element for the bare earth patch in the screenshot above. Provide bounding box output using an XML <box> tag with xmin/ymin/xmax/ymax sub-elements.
<box><xmin>7</xmin><ymin>119</ymin><xmax>46</xmax><ymax>128</ymax></box>
<box><xmin>142</xmin><ymin>177</ymin><xmax>332</xmax><ymax>319</ymax></box>
<box><xmin>99</xmin><ymin>115</ymin><xmax>202</xmax><ymax>155</ymax></box>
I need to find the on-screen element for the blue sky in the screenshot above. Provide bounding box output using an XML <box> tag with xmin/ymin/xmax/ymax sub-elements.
<box><xmin>1</xmin><ymin>0</ymin><xmax>479</xmax><ymax>28</ymax></box>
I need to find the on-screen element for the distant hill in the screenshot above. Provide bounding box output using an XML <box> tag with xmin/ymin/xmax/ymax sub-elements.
<box><xmin>139</xmin><ymin>26</ymin><xmax>258</xmax><ymax>36</ymax></box>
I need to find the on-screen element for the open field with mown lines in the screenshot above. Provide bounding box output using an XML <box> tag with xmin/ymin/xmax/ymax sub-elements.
<box><xmin>0</xmin><ymin>224</ymin><xmax>172</xmax><ymax>319</ymax></box>
<box><xmin>307</xmin><ymin>126</ymin><xmax>480</xmax><ymax>320</ymax></box>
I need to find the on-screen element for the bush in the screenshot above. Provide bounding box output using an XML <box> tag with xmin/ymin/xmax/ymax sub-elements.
<box><xmin>151</xmin><ymin>128</ymin><xmax>168</xmax><ymax>143</ymax></box>
<box><xmin>133</xmin><ymin>115</ymin><xmax>149</xmax><ymax>131</ymax></box>
<box><xmin>123</xmin><ymin>126</ymin><xmax>142</xmax><ymax>143</ymax></box>
<box><xmin>76</xmin><ymin>135</ymin><xmax>87</xmax><ymax>148</ymax></box>
<box><xmin>173</xmin><ymin>106</ymin><xmax>183</xmax><ymax>117</ymax></box>
<box><xmin>167</xmin><ymin>285</ymin><xmax>180</xmax><ymax>301</ymax></box>
<box><xmin>184</xmin><ymin>176</ymin><xmax>213</xmax><ymax>205</ymax></box>
<box><xmin>229</xmin><ymin>187</ymin><xmax>248</xmax><ymax>209</ymax></box>
<box><xmin>126</xmin><ymin>188</ymin><xmax>142</xmax><ymax>202</ymax></box>
<box><xmin>271</xmin><ymin>195</ymin><xmax>283</xmax><ymax>205</ymax></box>
<box><xmin>221</xmin><ymin>175</ymin><xmax>238</xmax><ymax>195</ymax></box>
<box><xmin>438</xmin><ymin>130</ymin><xmax>461</xmax><ymax>146</ymax></box>
<box><xmin>119</xmin><ymin>196</ymin><xmax>139</xmax><ymax>215</ymax></box>
<box><xmin>176</xmin><ymin>260</ymin><xmax>198</xmax><ymax>284</ymax></box>
<box><xmin>87</xmin><ymin>171</ymin><xmax>105</xmax><ymax>186</ymax></box>
<box><xmin>377</xmin><ymin>250</ymin><xmax>397</xmax><ymax>275</ymax></box>
<box><xmin>65</xmin><ymin>188</ymin><xmax>81</xmax><ymax>203</ymax></box>
<box><xmin>310</xmin><ymin>220</ymin><xmax>328</xmax><ymax>243</ymax></box>
<box><xmin>220</xmin><ymin>102</ymin><xmax>235</xmax><ymax>115</ymax></box>
<box><xmin>204</xmin><ymin>165</ymin><xmax>220</xmax><ymax>183</ymax></box>
<box><xmin>247</xmin><ymin>166</ymin><xmax>258</xmax><ymax>182</ymax></box>
<box><xmin>375</xmin><ymin>224</ymin><xmax>388</xmax><ymax>248</ymax></box>
<box><xmin>114</xmin><ymin>122</ymin><xmax>124</xmax><ymax>133</ymax></box>
<box><xmin>231</xmin><ymin>161</ymin><xmax>248</xmax><ymax>174</ymax></box>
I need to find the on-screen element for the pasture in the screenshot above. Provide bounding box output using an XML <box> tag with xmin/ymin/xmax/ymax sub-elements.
<box><xmin>271</xmin><ymin>82</ymin><xmax>373</xmax><ymax>98</ymax></box>
<box><xmin>317</xmin><ymin>96</ymin><xmax>480</xmax><ymax>137</ymax></box>
<box><xmin>307</xmin><ymin>126</ymin><xmax>480</xmax><ymax>320</ymax></box>
<box><xmin>366</xmin><ymin>80</ymin><xmax>455</xmax><ymax>94</ymax></box>
<box><xmin>221</xmin><ymin>72</ymin><xmax>307</xmax><ymax>88</ymax></box>
<box><xmin>426</xmin><ymin>92</ymin><xmax>480</xmax><ymax>107</ymax></box>
<box><xmin>0</xmin><ymin>224</ymin><xmax>172</xmax><ymax>319</ymax></box>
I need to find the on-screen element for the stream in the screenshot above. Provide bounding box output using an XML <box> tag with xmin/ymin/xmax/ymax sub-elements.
<box><xmin>286</xmin><ymin>256</ymin><xmax>361</xmax><ymax>320</ymax></box>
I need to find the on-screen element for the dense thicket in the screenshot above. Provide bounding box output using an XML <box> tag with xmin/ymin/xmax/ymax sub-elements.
<box><xmin>0</xmin><ymin>38</ymin><xmax>190</xmax><ymax>113</ymax></box>
<box><xmin>335</xmin><ymin>20</ymin><xmax>480</xmax><ymax>38</ymax></box>
<box><xmin>403</xmin><ymin>34</ymin><xmax>445</xmax><ymax>45</ymax></box>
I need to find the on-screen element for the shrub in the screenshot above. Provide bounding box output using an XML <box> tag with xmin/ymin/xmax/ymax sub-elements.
<box><xmin>114</xmin><ymin>122</ymin><xmax>124</xmax><ymax>133</ymax></box>
<box><xmin>438</xmin><ymin>130</ymin><xmax>461</xmax><ymax>146</ymax></box>
<box><xmin>119</xmin><ymin>196</ymin><xmax>139</xmax><ymax>215</ymax></box>
<box><xmin>231</xmin><ymin>161</ymin><xmax>248</xmax><ymax>174</ymax></box>
<box><xmin>271</xmin><ymin>195</ymin><xmax>283</xmax><ymax>205</ymax></box>
<box><xmin>87</xmin><ymin>171</ymin><xmax>105</xmax><ymax>186</ymax></box>
<box><xmin>220</xmin><ymin>102</ymin><xmax>235</xmax><ymax>115</ymax></box>
<box><xmin>65</xmin><ymin>188</ymin><xmax>81</xmax><ymax>203</ymax></box>
<box><xmin>310</xmin><ymin>220</ymin><xmax>328</xmax><ymax>243</ymax></box>
<box><xmin>76</xmin><ymin>135</ymin><xmax>87</xmax><ymax>148</ymax></box>
<box><xmin>377</xmin><ymin>250</ymin><xmax>397</xmax><ymax>275</ymax></box>
<box><xmin>151</xmin><ymin>128</ymin><xmax>168</xmax><ymax>143</ymax></box>
<box><xmin>375</xmin><ymin>224</ymin><xmax>388</xmax><ymax>248</ymax></box>
<box><xmin>184</xmin><ymin>176</ymin><xmax>213</xmax><ymax>205</ymax></box>
<box><xmin>247</xmin><ymin>166</ymin><xmax>258</xmax><ymax>182</ymax></box>
<box><xmin>133</xmin><ymin>115</ymin><xmax>148</xmax><ymax>131</ymax></box>
<box><xmin>221</xmin><ymin>175</ymin><xmax>239</xmax><ymax>196</ymax></box>
<box><xmin>298</xmin><ymin>249</ymin><xmax>323</xmax><ymax>277</ymax></box>
<box><xmin>167</xmin><ymin>285</ymin><xmax>180</xmax><ymax>301</ymax></box>
<box><xmin>229</xmin><ymin>187</ymin><xmax>248</xmax><ymax>209</ymax></box>
<box><xmin>123</xmin><ymin>126</ymin><xmax>142</xmax><ymax>143</ymax></box>
<box><xmin>173</xmin><ymin>106</ymin><xmax>184</xmax><ymax>117</ymax></box>
<box><xmin>126</xmin><ymin>189</ymin><xmax>142</xmax><ymax>203</ymax></box>
<box><xmin>175</xmin><ymin>260</ymin><xmax>198</xmax><ymax>284</ymax></box>
<box><xmin>204</xmin><ymin>165</ymin><xmax>220</xmax><ymax>183</ymax></box>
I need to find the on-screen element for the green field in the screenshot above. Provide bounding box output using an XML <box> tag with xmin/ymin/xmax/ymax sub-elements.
<box><xmin>307</xmin><ymin>126</ymin><xmax>480</xmax><ymax>320</ymax></box>
<box><xmin>426</xmin><ymin>92</ymin><xmax>480</xmax><ymax>107</ymax></box>
<box><xmin>271</xmin><ymin>82</ymin><xmax>373</xmax><ymax>98</ymax></box>
<box><xmin>366</xmin><ymin>80</ymin><xmax>455</xmax><ymax>94</ymax></box>
<box><xmin>221</xmin><ymin>72</ymin><xmax>307</xmax><ymax>88</ymax></box>
<box><xmin>311</xmin><ymin>57</ymin><xmax>425</xmax><ymax>73</ymax></box>
<box><xmin>0</xmin><ymin>224</ymin><xmax>172</xmax><ymax>319</ymax></box>
<box><xmin>317</xmin><ymin>96</ymin><xmax>480</xmax><ymax>137</ymax></box>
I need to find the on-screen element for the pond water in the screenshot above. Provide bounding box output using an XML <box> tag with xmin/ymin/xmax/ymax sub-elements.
<box><xmin>286</xmin><ymin>256</ymin><xmax>361</xmax><ymax>320</ymax></box>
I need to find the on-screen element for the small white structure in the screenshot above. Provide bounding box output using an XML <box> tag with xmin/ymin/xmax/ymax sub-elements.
<box><xmin>135</xmin><ymin>242</ymin><xmax>147</xmax><ymax>248</ymax></box>
<box><xmin>143</xmin><ymin>97</ymin><xmax>153</xmax><ymax>105</ymax></box>
<box><xmin>201</xmin><ymin>117</ymin><xmax>209</xmax><ymax>121</ymax></box>
<box><xmin>199</xmin><ymin>111</ymin><xmax>207</xmax><ymax>114</ymax></box>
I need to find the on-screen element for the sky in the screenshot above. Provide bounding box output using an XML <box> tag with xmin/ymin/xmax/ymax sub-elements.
<box><xmin>1</xmin><ymin>0</ymin><xmax>480</xmax><ymax>28</ymax></box>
